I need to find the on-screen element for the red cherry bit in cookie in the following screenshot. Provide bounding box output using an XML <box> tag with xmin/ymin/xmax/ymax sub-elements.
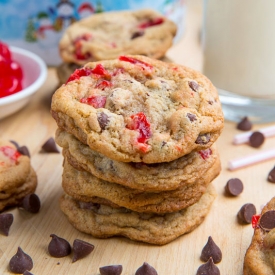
<box><xmin>80</xmin><ymin>96</ymin><xmax>107</xmax><ymax>108</ymax></box>
<box><xmin>66</xmin><ymin>68</ymin><xmax>92</xmax><ymax>84</ymax></box>
<box><xmin>95</xmin><ymin>80</ymin><xmax>112</xmax><ymax>90</ymax></box>
<box><xmin>119</xmin><ymin>55</ymin><xmax>153</xmax><ymax>70</ymax></box>
<box><xmin>252</xmin><ymin>214</ymin><xmax>261</xmax><ymax>229</ymax></box>
<box><xmin>198</xmin><ymin>148</ymin><xmax>212</xmax><ymax>160</ymax></box>
<box><xmin>91</xmin><ymin>64</ymin><xmax>111</xmax><ymax>79</ymax></box>
<box><xmin>74</xmin><ymin>33</ymin><xmax>92</xmax><ymax>60</ymax></box>
<box><xmin>138</xmin><ymin>17</ymin><xmax>164</xmax><ymax>29</ymax></box>
<box><xmin>127</xmin><ymin>112</ymin><xmax>151</xmax><ymax>143</ymax></box>
<box><xmin>0</xmin><ymin>146</ymin><xmax>21</xmax><ymax>162</ymax></box>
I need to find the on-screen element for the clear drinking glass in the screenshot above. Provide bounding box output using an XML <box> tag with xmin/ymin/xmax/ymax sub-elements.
<box><xmin>202</xmin><ymin>0</ymin><xmax>275</xmax><ymax>123</ymax></box>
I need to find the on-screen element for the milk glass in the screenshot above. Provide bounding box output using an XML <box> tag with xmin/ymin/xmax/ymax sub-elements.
<box><xmin>203</xmin><ymin>0</ymin><xmax>275</xmax><ymax>123</ymax></box>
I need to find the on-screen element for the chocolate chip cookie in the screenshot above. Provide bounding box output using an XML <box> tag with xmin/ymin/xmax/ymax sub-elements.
<box><xmin>62</xmin><ymin>157</ymin><xmax>220</xmax><ymax>213</ymax></box>
<box><xmin>243</xmin><ymin>196</ymin><xmax>275</xmax><ymax>275</ymax></box>
<box><xmin>59</xmin><ymin>9</ymin><xmax>177</xmax><ymax>65</ymax></box>
<box><xmin>0</xmin><ymin>140</ymin><xmax>37</xmax><ymax>211</ymax></box>
<box><xmin>51</xmin><ymin>55</ymin><xmax>224</xmax><ymax>163</ymax></box>
<box><xmin>59</xmin><ymin>184</ymin><xmax>217</xmax><ymax>245</ymax></box>
<box><xmin>56</xmin><ymin>129</ymin><xmax>220</xmax><ymax>191</ymax></box>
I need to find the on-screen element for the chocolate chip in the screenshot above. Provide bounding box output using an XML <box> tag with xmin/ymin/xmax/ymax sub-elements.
<box><xmin>237</xmin><ymin>117</ymin><xmax>252</xmax><ymax>131</ymax></box>
<box><xmin>225</xmin><ymin>178</ymin><xmax>243</xmax><ymax>196</ymax></box>
<box><xmin>135</xmin><ymin>262</ymin><xmax>158</xmax><ymax>275</ymax></box>
<box><xmin>72</xmin><ymin>239</ymin><xmax>94</xmax><ymax>263</ymax></box>
<box><xmin>0</xmin><ymin>213</ymin><xmax>13</xmax><ymax>236</ymax></box>
<box><xmin>187</xmin><ymin>113</ymin><xmax>197</xmax><ymax>122</ymax></box>
<box><xmin>9</xmin><ymin>140</ymin><xmax>30</xmax><ymax>158</ymax></box>
<box><xmin>131</xmin><ymin>30</ymin><xmax>145</xmax><ymax>39</ymax></box>
<box><xmin>18</xmin><ymin>146</ymin><xmax>31</xmax><ymax>158</ymax></box>
<box><xmin>259</xmin><ymin>210</ymin><xmax>275</xmax><ymax>231</ymax></box>
<box><xmin>249</xmin><ymin>131</ymin><xmax>265</xmax><ymax>148</ymax></box>
<box><xmin>23</xmin><ymin>271</ymin><xmax>34</xmax><ymax>275</ymax></box>
<box><xmin>97</xmin><ymin>112</ymin><xmax>109</xmax><ymax>130</ymax></box>
<box><xmin>195</xmin><ymin>133</ymin><xmax>210</xmax><ymax>145</ymax></box>
<box><xmin>196</xmin><ymin>257</ymin><xmax>220</xmax><ymax>275</ymax></box>
<box><xmin>9</xmin><ymin>140</ymin><xmax>19</xmax><ymax>148</ymax></box>
<box><xmin>9</xmin><ymin>247</ymin><xmax>33</xmax><ymax>274</ymax></box>
<box><xmin>41</xmin><ymin>137</ymin><xmax>60</xmax><ymax>153</ymax></box>
<box><xmin>200</xmin><ymin>236</ymin><xmax>222</xmax><ymax>264</ymax></box>
<box><xmin>78</xmin><ymin>201</ymin><xmax>100</xmax><ymax>210</ymax></box>
<box><xmin>237</xmin><ymin>203</ymin><xmax>256</xmax><ymax>224</ymax></box>
<box><xmin>267</xmin><ymin>166</ymin><xmax>275</xmax><ymax>183</ymax></box>
<box><xmin>48</xmin><ymin>234</ymin><xmax>71</xmax><ymax>258</ymax></box>
<box><xmin>99</xmin><ymin>265</ymin><xmax>123</xmax><ymax>275</ymax></box>
<box><xmin>22</xmin><ymin>193</ymin><xmax>41</xmax><ymax>213</ymax></box>
<box><xmin>188</xmin><ymin>81</ymin><xmax>199</xmax><ymax>92</ymax></box>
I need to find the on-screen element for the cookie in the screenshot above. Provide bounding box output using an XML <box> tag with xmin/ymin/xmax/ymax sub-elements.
<box><xmin>59</xmin><ymin>184</ymin><xmax>217</xmax><ymax>245</ymax></box>
<box><xmin>243</xmin><ymin>196</ymin><xmax>275</xmax><ymax>275</ymax></box>
<box><xmin>0</xmin><ymin>140</ymin><xmax>37</xmax><ymax>211</ymax></box>
<box><xmin>62</xmin><ymin>157</ymin><xmax>220</xmax><ymax>213</ymax></box>
<box><xmin>0</xmin><ymin>168</ymin><xmax>37</xmax><ymax>211</ymax></box>
<box><xmin>51</xmin><ymin>55</ymin><xmax>224</xmax><ymax>163</ymax></box>
<box><xmin>56</xmin><ymin>129</ymin><xmax>220</xmax><ymax>191</ymax></box>
<box><xmin>59</xmin><ymin>9</ymin><xmax>177</xmax><ymax>65</ymax></box>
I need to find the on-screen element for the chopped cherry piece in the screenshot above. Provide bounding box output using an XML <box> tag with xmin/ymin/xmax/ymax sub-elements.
<box><xmin>66</xmin><ymin>68</ymin><xmax>92</xmax><ymax>84</ymax></box>
<box><xmin>138</xmin><ymin>17</ymin><xmax>164</xmax><ymax>29</ymax></box>
<box><xmin>252</xmin><ymin>214</ymin><xmax>260</xmax><ymax>229</ymax></box>
<box><xmin>0</xmin><ymin>41</ymin><xmax>12</xmax><ymax>60</ymax></box>
<box><xmin>119</xmin><ymin>56</ymin><xmax>153</xmax><ymax>69</ymax></box>
<box><xmin>80</xmin><ymin>96</ymin><xmax>106</xmax><ymax>108</ymax></box>
<box><xmin>91</xmin><ymin>64</ymin><xmax>111</xmax><ymax>79</ymax></box>
<box><xmin>75</xmin><ymin>48</ymin><xmax>91</xmax><ymax>60</ymax></box>
<box><xmin>0</xmin><ymin>146</ymin><xmax>21</xmax><ymax>162</ymax></box>
<box><xmin>74</xmin><ymin>33</ymin><xmax>92</xmax><ymax>60</ymax></box>
<box><xmin>199</xmin><ymin>148</ymin><xmax>212</xmax><ymax>160</ymax></box>
<box><xmin>95</xmin><ymin>80</ymin><xmax>112</xmax><ymax>89</ymax></box>
<box><xmin>127</xmin><ymin>112</ymin><xmax>151</xmax><ymax>143</ymax></box>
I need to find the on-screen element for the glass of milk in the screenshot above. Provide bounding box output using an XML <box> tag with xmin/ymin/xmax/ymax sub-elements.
<box><xmin>202</xmin><ymin>0</ymin><xmax>275</xmax><ymax>123</ymax></box>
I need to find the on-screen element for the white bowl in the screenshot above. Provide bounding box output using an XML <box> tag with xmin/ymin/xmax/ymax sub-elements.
<box><xmin>0</xmin><ymin>46</ymin><xmax>47</xmax><ymax>120</ymax></box>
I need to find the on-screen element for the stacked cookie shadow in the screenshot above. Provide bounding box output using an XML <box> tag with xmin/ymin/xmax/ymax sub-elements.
<box><xmin>56</xmin><ymin>9</ymin><xmax>177</xmax><ymax>85</ymax></box>
<box><xmin>51</xmin><ymin>54</ymin><xmax>224</xmax><ymax>245</ymax></box>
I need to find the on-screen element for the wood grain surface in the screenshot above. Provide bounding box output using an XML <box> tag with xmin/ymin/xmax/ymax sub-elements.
<box><xmin>1</xmin><ymin>1</ymin><xmax>275</xmax><ymax>274</ymax></box>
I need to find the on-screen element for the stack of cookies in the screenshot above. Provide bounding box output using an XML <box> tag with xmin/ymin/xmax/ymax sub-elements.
<box><xmin>51</xmin><ymin>55</ymin><xmax>224</xmax><ymax>245</ymax></box>
<box><xmin>0</xmin><ymin>139</ymin><xmax>37</xmax><ymax>211</ymax></box>
<box><xmin>56</xmin><ymin>9</ymin><xmax>177</xmax><ymax>85</ymax></box>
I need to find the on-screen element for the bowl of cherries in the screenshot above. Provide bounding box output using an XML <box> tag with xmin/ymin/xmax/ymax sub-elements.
<box><xmin>0</xmin><ymin>41</ymin><xmax>47</xmax><ymax>120</ymax></box>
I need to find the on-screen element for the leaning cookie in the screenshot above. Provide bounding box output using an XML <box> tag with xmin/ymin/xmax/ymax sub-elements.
<box><xmin>57</xmin><ymin>129</ymin><xmax>219</xmax><ymax>191</ymax></box>
<box><xmin>59</xmin><ymin>9</ymin><xmax>177</xmax><ymax>65</ymax></box>
<box><xmin>0</xmin><ymin>168</ymin><xmax>37</xmax><ymax>211</ymax></box>
<box><xmin>62</xmin><ymin>157</ymin><xmax>220</xmax><ymax>213</ymax></box>
<box><xmin>51</xmin><ymin>55</ymin><xmax>224</xmax><ymax>163</ymax></box>
<box><xmin>0</xmin><ymin>140</ymin><xmax>37</xmax><ymax>211</ymax></box>
<box><xmin>60</xmin><ymin>184</ymin><xmax>217</xmax><ymax>245</ymax></box>
<box><xmin>243</xmin><ymin>196</ymin><xmax>275</xmax><ymax>275</ymax></box>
